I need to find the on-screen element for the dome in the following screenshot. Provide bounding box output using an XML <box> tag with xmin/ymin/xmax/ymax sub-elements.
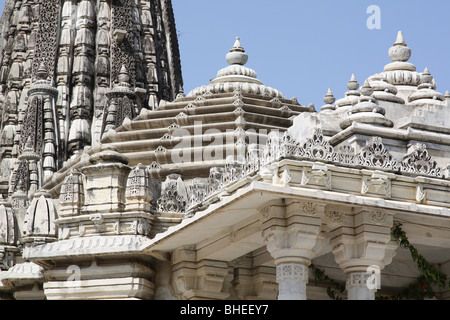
<box><xmin>188</xmin><ymin>37</ymin><xmax>285</xmax><ymax>99</ymax></box>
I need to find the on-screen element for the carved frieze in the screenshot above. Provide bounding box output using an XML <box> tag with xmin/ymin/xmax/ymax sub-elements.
<box><xmin>156</xmin><ymin>174</ymin><xmax>189</xmax><ymax>214</ymax></box>
<box><xmin>358</xmin><ymin>137</ymin><xmax>399</xmax><ymax>171</ymax></box>
<box><xmin>361</xmin><ymin>171</ymin><xmax>392</xmax><ymax>198</ymax></box>
<box><xmin>401</xmin><ymin>143</ymin><xmax>442</xmax><ymax>178</ymax></box>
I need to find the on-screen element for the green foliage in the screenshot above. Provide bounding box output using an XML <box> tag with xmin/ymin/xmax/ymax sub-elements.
<box><xmin>310</xmin><ymin>223</ymin><xmax>449</xmax><ymax>300</ymax></box>
<box><xmin>378</xmin><ymin>223</ymin><xmax>450</xmax><ymax>300</ymax></box>
<box><xmin>310</xmin><ymin>264</ymin><xmax>345</xmax><ymax>300</ymax></box>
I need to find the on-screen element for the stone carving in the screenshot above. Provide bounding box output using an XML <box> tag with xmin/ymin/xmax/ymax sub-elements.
<box><xmin>276</xmin><ymin>263</ymin><xmax>309</xmax><ymax>283</ymax></box>
<box><xmin>111</xmin><ymin>0</ymin><xmax>136</xmax><ymax>87</ymax></box>
<box><xmin>125</xmin><ymin>163</ymin><xmax>153</xmax><ymax>212</ymax></box>
<box><xmin>361</xmin><ymin>172</ymin><xmax>392</xmax><ymax>198</ymax></box>
<box><xmin>401</xmin><ymin>143</ymin><xmax>442</xmax><ymax>177</ymax></box>
<box><xmin>279</xmin><ymin>131</ymin><xmax>300</xmax><ymax>159</ymax></box>
<box><xmin>301</xmin><ymin>128</ymin><xmax>336</xmax><ymax>162</ymax></box>
<box><xmin>208</xmin><ymin>167</ymin><xmax>224</xmax><ymax>195</ymax></box>
<box><xmin>358</xmin><ymin>137</ymin><xmax>399</xmax><ymax>171</ymax></box>
<box><xmin>301</xmin><ymin>163</ymin><xmax>332</xmax><ymax>190</ymax></box>
<box><xmin>102</xmin><ymin>65</ymin><xmax>138</xmax><ymax>136</ymax></box>
<box><xmin>0</xmin><ymin>196</ymin><xmax>15</xmax><ymax>246</ymax></box>
<box><xmin>59</xmin><ymin>169</ymin><xmax>85</xmax><ymax>217</ymax></box>
<box><xmin>416</xmin><ymin>183</ymin><xmax>426</xmax><ymax>203</ymax></box>
<box><xmin>325</xmin><ymin>210</ymin><xmax>344</xmax><ymax>225</ymax></box>
<box><xmin>222</xmin><ymin>156</ymin><xmax>245</xmax><ymax>186</ymax></box>
<box><xmin>244</xmin><ymin>144</ymin><xmax>261</xmax><ymax>176</ymax></box>
<box><xmin>370</xmin><ymin>211</ymin><xmax>387</xmax><ymax>224</ymax></box>
<box><xmin>335</xmin><ymin>144</ymin><xmax>357</xmax><ymax>165</ymax></box>
<box><xmin>188</xmin><ymin>178</ymin><xmax>210</xmax><ymax>209</ymax></box>
<box><xmin>302</xmin><ymin>202</ymin><xmax>318</xmax><ymax>216</ymax></box>
<box><xmin>31</xmin><ymin>0</ymin><xmax>60</xmax><ymax>79</ymax></box>
<box><xmin>23</xmin><ymin>193</ymin><xmax>57</xmax><ymax>244</ymax></box>
<box><xmin>157</xmin><ymin>174</ymin><xmax>189</xmax><ymax>214</ymax></box>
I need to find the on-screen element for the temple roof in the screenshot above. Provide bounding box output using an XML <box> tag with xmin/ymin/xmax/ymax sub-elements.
<box><xmin>188</xmin><ymin>38</ymin><xmax>285</xmax><ymax>99</ymax></box>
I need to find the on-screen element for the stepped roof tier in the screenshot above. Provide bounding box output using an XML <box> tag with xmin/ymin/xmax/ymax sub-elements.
<box><xmin>101</xmin><ymin>38</ymin><xmax>311</xmax><ymax>177</ymax></box>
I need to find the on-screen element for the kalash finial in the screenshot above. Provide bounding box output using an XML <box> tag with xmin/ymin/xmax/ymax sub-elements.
<box><xmin>35</xmin><ymin>62</ymin><xmax>49</xmax><ymax>81</ymax></box>
<box><xmin>117</xmin><ymin>65</ymin><xmax>131</xmax><ymax>85</ymax></box>
<box><xmin>389</xmin><ymin>31</ymin><xmax>412</xmax><ymax>62</ymax></box>
<box><xmin>347</xmin><ymin>74</ymin><xmax>360</xmax><ymax>91</ymax></box>
<box><xmin>226</xmin><ymin>37</ymin><xmax>249</xmax><ymax>66</ymax></box>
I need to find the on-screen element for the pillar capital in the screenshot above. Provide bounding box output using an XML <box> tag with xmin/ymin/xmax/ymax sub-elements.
<box><xmin>329</xmin><ymin>208</ymin><xmax>398</xmax><ymax>300</ymax></box>
<box><xmin>261</xmin><ymin>199</ymin><xmax>326</xmax><ymax>266</ymax></box>
<box><xmin>259</xmin><ymin>199</ymin><xmax>326</xmax><ymax>300</ymax></box>
<box><xmin>330</xmin><ymin>209</ymin><xmax>397</xmax><ymax>273</ymax></box>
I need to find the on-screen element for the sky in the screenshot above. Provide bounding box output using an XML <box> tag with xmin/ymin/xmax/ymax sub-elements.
<box><xmin>1</xmin><ymin>0</ymin><xmax>449</xmax><ymax>110</ymax></box>
<box><xmin>172</xmin><ymin>0</ymin><xmax>450</xmax><ymax>109</ymax></box>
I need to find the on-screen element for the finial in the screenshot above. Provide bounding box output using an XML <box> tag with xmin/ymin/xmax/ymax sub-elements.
<box><xmin>321</xmin><ymin>88</ymin><xmax>336</xmax><ymax>112</ymax></box>
<box><xmin>347</xmin><ymin>74</ymin><xmax>359</xmax><ymax>91</ymax></box>
<box><xmin>420</xmin><ymin>67</ymin><xmax>433</xmax><ymax>84</ymax></box>
<box><xmin>231</xmin><ymin>37</ymin><xmax>245</xmax><ymax>53</ymax></box>
<box><xmin>118</xmin><ymin>65</ymin><xmax>130</xmax><ymax>84</ymax></box>
<box><xmin>25</xmin><ymin>136</ymin><xmax>34</xmax><ymax>150</ymax></box>
<box><xmin>389</xmin><ymin>30</ymin><xmax>411</xmax><ymax>62</ymax></box>
<box><xmin>360</xmin><ymin>80</ymin><xmax>374</xmax><ymax>97</ymax></box>
<box><xmin>445</xmin><ymin>90</ymin><xmax>450</xmax><ymax>100</ymax></box>
<box><xmin>394</xmin><ymin>31</ymin><xmax>407</xmax><ymax>46</ymax></box>
<box><xmin>323</xmin><ymin>88</ymin><xmax>335</xmax><ymax>105</ymax></box>
<box><xmin>36</xmin><ymin>62</ymin><xmax>48</xmax><ymax>81</ymax></box>
<box><xmin>226</xmin><ymin>37</ymin><xmax>248</xmax><ymax>66</ymax></box>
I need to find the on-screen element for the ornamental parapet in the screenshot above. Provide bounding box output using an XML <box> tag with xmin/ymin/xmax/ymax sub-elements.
<box><xmin>188</xmin><ymin>128</ymin><xmax>450</xmax><ymax>217</ymax></box>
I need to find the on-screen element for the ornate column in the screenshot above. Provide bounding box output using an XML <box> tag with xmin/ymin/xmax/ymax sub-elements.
<box><xmin>330</xmin><ymin>209</ymin><xmax>398</xmax><ymax>300</ymax></box>
<box><xmin>260</xmin><ymin>200</ymin><xmax>325</xmax><ymax>300</ymax></box>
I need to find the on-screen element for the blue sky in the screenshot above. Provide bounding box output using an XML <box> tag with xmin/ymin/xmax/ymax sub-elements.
<box><xmin>1</xmin><ymin>0</ymin><xmax>449</xmax><ymax>109</ymax></box>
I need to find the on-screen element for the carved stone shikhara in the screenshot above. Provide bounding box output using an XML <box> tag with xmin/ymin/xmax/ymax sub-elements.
<box><xmin>0</xmin><ymin>3</ymin><xmax>449</xmax><ymax>301</ymax></box>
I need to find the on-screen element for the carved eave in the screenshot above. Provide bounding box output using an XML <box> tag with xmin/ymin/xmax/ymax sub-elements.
<box><xmin>137</xmin><ymin>159</ymin><xmax>450</xmax><ymax>260</ymax></box>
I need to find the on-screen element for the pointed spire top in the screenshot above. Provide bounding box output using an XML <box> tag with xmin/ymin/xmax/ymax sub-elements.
<box><xmin>323</xmin><ymin>88</ymin><xmax>335</xmax><ymax>105</ymax></box>
<box><xmin>35</xmin><ymin>62</ymin><xmax>48</xmax><ymax>81</ymax></box>
<box><xmin>445</xmin><ymin>90</ymin><xmax>450</xmax><ymax>100</ymax></box>
<box><xmin>420</xmin><ymin>67</ymin><xmax>433</xmax><ymax>84</ymax></box>
<box><xmin>230</xmin><ymin>37</ymin><xmax>245</xmax><ymax>53</ymax></box>
<box><xmin>394</xmin><ymin>31</ymin><xmax>407</xmax><ymax>46</ymax></box>
<box><xmin>347</xmin><ymin>74</ymin><xmax>359</xmax><ymax>91</ymax></box>
<box><xmin>226</xmin><ymin>37</ymin><xmax>248</xmax><ymax>66</ymax></box>
<box><xmin>118</xmin><ymin>64</ymin><xmax>130</xmax><ymax>84</ymax></box>
<box><xmin>389</xmin><ymin>30</ymin><xmax>412</xmax><ymax>62</ymax></box>
<box><xmin>360</xmin><ymin>80</ymin><xmax>374</xmax><ymax>97</ymax></box>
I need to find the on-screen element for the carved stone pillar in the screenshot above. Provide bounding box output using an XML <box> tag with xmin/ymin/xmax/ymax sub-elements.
<box><xmin>276</xmin><ymin>263</ymin><xmax>309</xmax><ymax>300</ymax></box>
<box><xmin>330</xmin><ymin>209</ymin><xmax>398</xmax><ymax>300</ymax></box>
<box><xmin>346</xmin><ymin>271</ymin><xmax>376</xmax><ymax>300</ymax></box>
<box><xmin>260</xmin><ymin>200</ymin><xmax>325</xmax><ymax>300</ymax></box>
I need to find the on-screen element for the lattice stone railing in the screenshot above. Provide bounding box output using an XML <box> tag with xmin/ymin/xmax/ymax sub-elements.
<box><xmin>260</xmin><ymin>128</ymin><xmax>443</xmax><ymax>178</ymax></box>
<box><xmin>188</xmin><ymin>128</ymin><xmax>446</xmax><ymax>215</ymax></box>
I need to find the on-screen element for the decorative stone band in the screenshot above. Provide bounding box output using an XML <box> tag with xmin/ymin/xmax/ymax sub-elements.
<box><xmin>276</xmin><ymin>263</ymin><xmax>309</xmax><ymax>283</ymax></box>
<box><xmin>194</xmin><ymin>128</ymin><xmax>445</xmax><ymax>216</ymax></box>
<box><xmin>346</xmin><ymin>271</ymin><xmax>379</xmax><ymax>300</ymax></box>
<box><xmin>22</xmin><ymin>235</ymin><xmax>153</xmax><ymax>260</ymax></box>
<box><xmin>346</xmin><ymin>272</ymin><xmax>373</xmax><ymax>290</ymax></box>
<box><xmin>260</xmin><ymin>129</ymin><xmax>443</xmax><ymax>178</ymax></box>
